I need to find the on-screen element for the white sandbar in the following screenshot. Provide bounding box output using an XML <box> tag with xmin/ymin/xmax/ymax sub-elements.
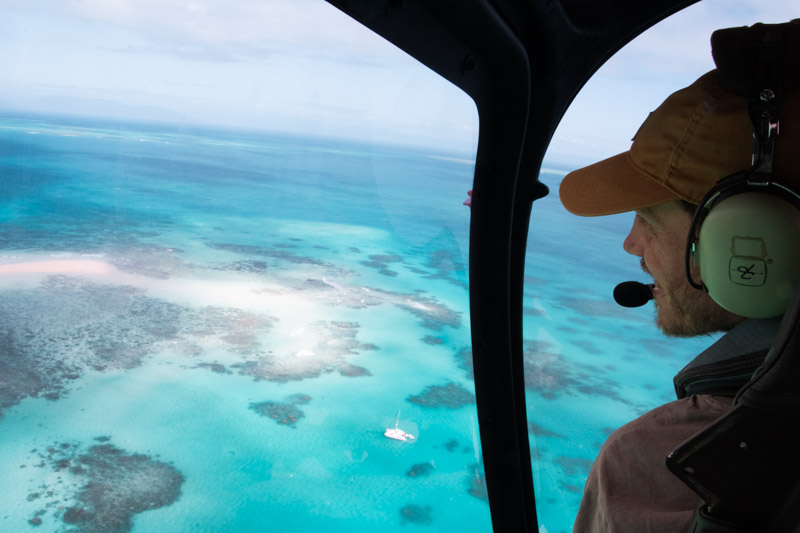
<box><xmin>0</xmin><ymin>260</ymin><xmax>114</xmax><ymax>276</ymax></box>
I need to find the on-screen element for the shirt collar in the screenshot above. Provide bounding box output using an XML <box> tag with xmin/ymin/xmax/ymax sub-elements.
<box><xmin>673</xmin><ymin>317</ymin><xmax>782</xmax><ymax>399</ymax></box>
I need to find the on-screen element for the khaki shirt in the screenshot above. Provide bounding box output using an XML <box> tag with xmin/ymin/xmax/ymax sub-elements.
<box><xmin>573</xmin><ymin>318</ymin><xmax>781</xmax><ymax>532</ymax></box>
<box><xmin>573</xmin><ymin>394</ymin><xmax>733</xmax><ymax>533</ymax></box>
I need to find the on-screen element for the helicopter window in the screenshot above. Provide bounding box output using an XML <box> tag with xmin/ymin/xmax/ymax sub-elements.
<box><xmin>0</xmin><ymin>2</ymin><xmax>487</xmax><ymax>532</ymax></box>
<box><xmin>525</xmin><ymin>1</ymin><xmax>797</xmax><ymax>530</ymax></box>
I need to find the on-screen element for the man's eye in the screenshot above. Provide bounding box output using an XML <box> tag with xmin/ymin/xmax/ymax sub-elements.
<box><xmin>636</xmin><ymin>214</ymin><xmax>656</xmax><ymax>232</ymax></box>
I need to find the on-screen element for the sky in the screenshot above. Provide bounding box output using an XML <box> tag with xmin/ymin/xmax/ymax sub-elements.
<box><xmin>0</xmin><ymin>0</ymin><xmax>797</xmax><ymax>158</ymax></box>
<box><xmin>549</xmin><ymin>0</ymin><xmax>799</xmax><ymax>166</ymax></box>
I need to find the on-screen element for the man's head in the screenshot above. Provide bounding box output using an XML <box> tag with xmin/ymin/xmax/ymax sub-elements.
<box><xmin>559</xmin><ymin>69</ymin><xmax>800</xmax><ymax>336</ymax></box>
<box><xmin>622</xmin><ymin>200</ymin><xmax>744</xmax><ymax>336</ymax></box>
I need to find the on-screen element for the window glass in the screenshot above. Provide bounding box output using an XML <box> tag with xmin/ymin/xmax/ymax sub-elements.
<box><xmin>0</xmin><ymin>2</ymin><xmax>486</xmax><ymax>532</ymax></box>
<box><xmin>525</xmin><ymin>1</ymin><xmax>797</xmax><ymax>531</ymax></box>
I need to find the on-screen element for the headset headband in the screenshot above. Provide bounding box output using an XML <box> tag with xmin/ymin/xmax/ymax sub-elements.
<box><xmin>685</xmin><ymin>22</ymin><xmax>798</xmax><ymax>292</ymax></box>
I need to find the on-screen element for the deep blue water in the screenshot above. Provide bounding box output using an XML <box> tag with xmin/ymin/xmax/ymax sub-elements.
<box><xmin>0</xmin><ymin>113</ymin><xmax>717</xmax><ymax>533</ymax></box>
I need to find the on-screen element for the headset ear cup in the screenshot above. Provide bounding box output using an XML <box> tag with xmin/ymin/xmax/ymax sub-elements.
<box><xmin>696</xmin><ymin>192</ymin><xmax>800</xmax><ymax>318</ymax></box>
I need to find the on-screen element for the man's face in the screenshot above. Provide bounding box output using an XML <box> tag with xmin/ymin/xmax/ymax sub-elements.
<box><xmin>623</xmin><ymin>201</ymin><xmax>744</xmax><ymax>337</ymax></box>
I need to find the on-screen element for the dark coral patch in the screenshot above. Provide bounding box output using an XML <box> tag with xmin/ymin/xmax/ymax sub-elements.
<box><xmin>522</xmin><ymin>339</ymin><xmax>634</xmax><ymax>406</ymax></box>
<box><xmin>406</xmin><ymin>463</ymin><xmax>436</xmax><ymax>478</ymax></box>
<box><xmin>600</xmin><ymin>426</ymin><xmax>617</xmax><ymax>436</ymax></box>
<box><xmin>399</xmin><ymin>504</ymin><xmax>433</xmax><ymax>525</ymax></box>
<box><xmin>528</xmin><ymin>422</ymin><xmax>565</xmax><ymax>439</ymax></box>
<box><xmin>561</xmin><ymin>481</ymin><xmax>583</xmax><ymax>494</ymax></box>
<box><xmin>339</xmin><ymin>364</ymin><xmax>371</xmax><ymax>377</ymax></box>
<box><xmin>554</xmin><ymin>455</ymin><xmax>594</xmax><ymax>477</ymax></box>
<box><xmin>286</xmin><ymin>393</ymin><xmax>312</xmax><ymax>405</ymax></box>
<box><xmin>250</xmin><ymin>393</ymin><xmax>313</xmax><ymax>427</ymax></box>
<box><xmin>205</xmin><ymin>242</ymin><xmax>330</xmax><ymax>268</ymax></box>
<box><xmin>25</xmin><ymin>439</ymin><xmax>183</xmax><ymax>533</ymax></box>
<box><xmin>360</xmin><ymin>254</ymin><xmax>403</xmax><ymax>277</ymax></box>
<box><xmin>456</xmin><ymin>347</ymin><xmax>474</xmax><ymax>380</ymax></box>
<box><xmin>370</xmin><ymin>254</ymin><xmax>403</xmax><ymax>263</ymax></box>
<box><xmin>571</xmin><ymin>339</ymin><xmax>604</xmax><ymax>356</ymax></box>
<box><xmin>421</xmin><ymin>249</ymin><xmax>468</xmax><ymax>289</ymax></box>
<box><xmin>443</xmin><ymin>439</ymin><xmax>460</xmax><ymax>452</ymax></box>
<box><xmin>407</xmin><ymin>382</ymin><xmax>475</xmax><ymax>409</ymax></box>
<box><xmin>466</xmin><ymin>464</ymin><xmax>488</xmax><ymax>501</ymax></box>
<box><xmin>68</xmin><ymin>444</ymin><xmax>183</xmax><ymax>532</ymax></box>
<box><xmin>194</xmin><ymin>362</ymin><xmax>230</xmax><ymax>374</ymax></box>
<box><xmin>249</xmin><ymin>401</ymin><xmax>305</xmax><ymax>427</ymax></box>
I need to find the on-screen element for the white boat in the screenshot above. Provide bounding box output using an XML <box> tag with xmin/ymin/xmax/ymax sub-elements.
<box><xmin>384</xmin><ymin>410</ymin><xmax>415</xmax><ymax>442</ymax></box>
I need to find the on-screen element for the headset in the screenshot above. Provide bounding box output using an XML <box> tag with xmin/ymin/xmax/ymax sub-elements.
<box><xmin>685</xmin><ymin>21</ymin><xmax>800</xmax><ymax>319</ymax></box>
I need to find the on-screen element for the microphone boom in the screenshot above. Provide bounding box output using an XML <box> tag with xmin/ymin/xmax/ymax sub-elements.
<box><xmin>614</xmin><ymin>281</ymin><xmax>655</xmax><ymax>308</ymax></box>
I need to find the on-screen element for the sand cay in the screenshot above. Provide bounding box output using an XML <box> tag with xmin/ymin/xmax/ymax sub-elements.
<box><xmin>0</xmin><ymin>260</ymin><xmax>114</xmax><ymax>276</ymax></box>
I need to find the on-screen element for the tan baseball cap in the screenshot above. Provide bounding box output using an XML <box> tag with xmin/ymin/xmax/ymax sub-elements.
<box><xmin>559</xmin><ymin>69</ymin><xmax>800</xmax><ymax>216</ymax></box>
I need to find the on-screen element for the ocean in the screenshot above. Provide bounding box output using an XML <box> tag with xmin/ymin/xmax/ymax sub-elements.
<box><xmin>0</xmin><ymin>113</ymin><xmax>717</xmax><ymax>533</ymax></box>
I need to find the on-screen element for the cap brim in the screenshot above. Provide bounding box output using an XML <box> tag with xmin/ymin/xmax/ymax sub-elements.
<box><xmin>558</xmin><ymin>152</ymin><xmax>680</xmax><ymax>216</ymax></box>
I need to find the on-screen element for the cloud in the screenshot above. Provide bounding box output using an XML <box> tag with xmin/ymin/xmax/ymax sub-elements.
<box><xmin>7</xmin><ymin>0</ymin><xmax>405</xmax><ymax>65</ymax></box>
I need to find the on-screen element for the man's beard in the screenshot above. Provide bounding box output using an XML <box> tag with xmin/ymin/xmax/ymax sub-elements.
<box><xmin>641</xmin><ymin>259</ymin><xmax>744</xmax><ymax>337</ymax></box>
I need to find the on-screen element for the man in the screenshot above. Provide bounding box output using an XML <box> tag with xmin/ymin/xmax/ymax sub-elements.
<box><xmin>558</xmin><ymin>50</ymin><xmax>800</xmax><ymax>531</ymax></box>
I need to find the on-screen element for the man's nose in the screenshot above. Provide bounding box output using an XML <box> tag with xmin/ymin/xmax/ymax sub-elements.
<box><xmin>623</xmin><ymin>218</ymin><xmax>645</xmax><ymax>257</ymax></box>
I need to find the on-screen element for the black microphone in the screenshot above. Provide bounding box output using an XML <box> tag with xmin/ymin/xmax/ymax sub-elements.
<box><xmin>613</xmin><ymin>281</ymin><xmax>655</xmax><ymax>308</ymax></box>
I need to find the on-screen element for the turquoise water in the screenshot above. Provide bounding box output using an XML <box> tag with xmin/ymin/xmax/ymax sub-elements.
<box><xmin>0</xmin><ymin>113</ymin><xmax>717</xmax><ymax>533</ymax></box>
